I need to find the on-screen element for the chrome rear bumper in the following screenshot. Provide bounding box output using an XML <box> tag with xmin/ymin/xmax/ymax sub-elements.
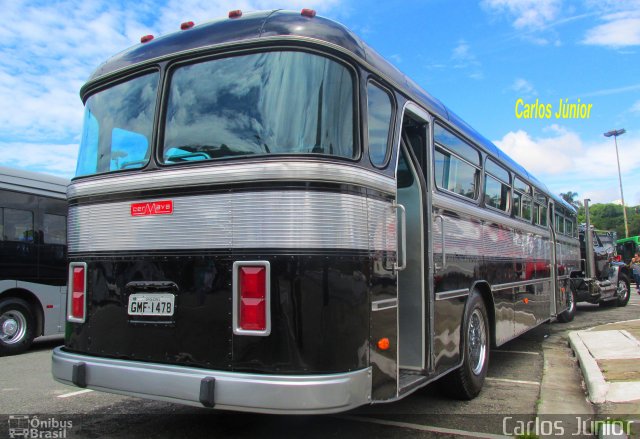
<box><xmin>52</xmin><ymin>347</ymin><xmax>372</xmax><ymax>414</ymax></box>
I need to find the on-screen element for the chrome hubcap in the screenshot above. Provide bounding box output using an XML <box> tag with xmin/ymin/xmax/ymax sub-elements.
<box><xmin>0</xmin><ymin>311</ymin><xmax>27</xmax><ymax>345</ymax></box>
<box><xmin>566</xmin><ymin>290</ymin><xmax>575</xmax><ymax>313</ymax></box>
<box><xmin>468</xmin><ymin>309</ymin><xmax>487</xmax><ymax>375</ymax></box>
<box><xmin>618</xmin><ymin>280</ymin><xmax>629</xmax><ymax>301</ymax></box>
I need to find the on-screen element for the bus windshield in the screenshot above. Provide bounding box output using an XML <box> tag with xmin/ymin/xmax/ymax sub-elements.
<box><xmin>162</xmin><ymin>51</ymin><xmax>355</xmax><ymax>163</ymax></box>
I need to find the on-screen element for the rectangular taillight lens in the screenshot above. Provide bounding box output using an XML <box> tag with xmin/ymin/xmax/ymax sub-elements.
<box><xmin>233</xmin><ymin>261</ymin><xmax>270</xmax><ymax>335</ymax></box>
<box><xmin>67</xmin><ymin>262</ymin><xmax>87</xmax><ymax>323</ymax></box>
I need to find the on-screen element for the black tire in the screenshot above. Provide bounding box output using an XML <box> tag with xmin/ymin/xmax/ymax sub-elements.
<box><xmin>440</xmin><ymin>291</ymin><xmax>490</xmax><ymax>400</ymax></box>
<box><xmin>616</xmin><ymin>273</ymin><xmax>631</xmax><ymax>307</ymax></box>
<box><xmin>557</xmin><ymin>287</ymin><xmax>576</xmax><ymax>323</ymax></box>
<box><xmin>0</xmin><ymin>298</ymin><xmax>36</xmax><ymax>356</ymax></box>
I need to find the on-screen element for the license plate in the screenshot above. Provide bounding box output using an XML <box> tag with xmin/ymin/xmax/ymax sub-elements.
<box><xmin>128</xmin><ymin>293</ymin><xmax>175</xmax><ymax>316</ymax></box>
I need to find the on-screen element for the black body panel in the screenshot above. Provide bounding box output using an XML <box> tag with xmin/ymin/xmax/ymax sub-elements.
<box><xmin>66</xmin><ymin>252</ymin><xmax>371</xmax><ymax>374</ymax></box>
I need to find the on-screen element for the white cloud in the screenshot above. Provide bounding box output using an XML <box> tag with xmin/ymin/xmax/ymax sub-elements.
<box><xmin>631</xmin><ymin>100</ymin><xmax>640</xmax><ymax>113</ymax></box>
<box><xmin>511</xmin><ymin>78</ymin><xmax>537</xmax><ymax>97</ymax></box>
<box><xmin>451</xmin><ymin>40</ymin><xmax>483</xmax><ymax>80</ymax></box>
<box><xmin>583</xmin><ymin>11</ymin><xmax>640</xmax><ymax>47</ymax></box>
<box><xmin>482</xmin><ymin>0</ymin><xmax>561</xmax><ymax>29</ymax></box>
<box><xmin>494</xmin><ymin>126</ymin><xmax>640</xmax><ymax>204</ymax></box>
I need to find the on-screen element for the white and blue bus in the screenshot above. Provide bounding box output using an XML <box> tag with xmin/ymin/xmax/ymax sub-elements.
<box><xmin>1</xmin><ymin>166</ymin><xmax>68</xmax><ymax>355</ymax></box>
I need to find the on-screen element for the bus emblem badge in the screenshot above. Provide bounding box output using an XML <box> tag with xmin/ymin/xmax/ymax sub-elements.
<box><xmin>131</xmin><ymin>200</ymin><xmax>174</xmax><ymax>217</ymax></box>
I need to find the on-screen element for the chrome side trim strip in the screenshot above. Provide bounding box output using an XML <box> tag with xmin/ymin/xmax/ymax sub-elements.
<box><xmin>67</xmin><ymin>161</ymin><xmax>396</xmax><ymax>200</ymax></box>
<box><xmin>435</xmin><ymin>289</ymin><xmax>470</xmax><ymax>301</ymax></box>
<box><xmin>491</xmin><ymin>277</ymin><xmax>552</xmax><ymax>292</ymax></box>
<box><xmin>68</xmin><ymin>190</ymin><xmax>396</xmax><ymax>252</ymax></box>
<box><xmin>432</xmin><ymin>192</ymin><xmax>553</xmax><ymax>238</ymax></box>
<box><xmin>371</xmin><ymin>298</ymin><xmax>398</xmax><ymax>311</ymax></box>
<box><xmin>52</xmin><ymin>348</ymin><xmax>372</xmax><ymax>414</ymax></box>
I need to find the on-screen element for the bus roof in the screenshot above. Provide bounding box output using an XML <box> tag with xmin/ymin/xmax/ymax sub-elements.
<box><xmin>84</xmin><ymin>9</ymin><xmax>572</xmax><ymax>213</ymax></box>
<box><xmin>0</xmin><ymin>166</ymin><xmax>69</xmax><ymax>200</ymax></box>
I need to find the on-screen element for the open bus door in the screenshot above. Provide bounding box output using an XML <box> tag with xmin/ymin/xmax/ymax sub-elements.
<box><xmin>369</xmin><ymin>103</ymin><xmax>432</xmax><ymax>402</ymax></box>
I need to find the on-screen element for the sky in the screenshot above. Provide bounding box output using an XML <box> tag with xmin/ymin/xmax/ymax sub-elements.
<box><xmin>0</xmin><ymin>0</ymin><xmax>639</xmax><ymax>205</ymax></box>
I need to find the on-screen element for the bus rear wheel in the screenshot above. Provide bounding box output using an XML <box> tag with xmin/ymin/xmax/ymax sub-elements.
<box><xmin>0</xmin><ymin>298</ymin><xmax>36</xmax><ymax>356</ymax></box>
<box><xmin>557</xmin><ymin>288</ymin><xmax>576</xmax><ymax>323</ymax></box>
<box><xmin>440</xmin><ymin>291</ymin><xmax>490</xmax><ymax>400</ymax></box>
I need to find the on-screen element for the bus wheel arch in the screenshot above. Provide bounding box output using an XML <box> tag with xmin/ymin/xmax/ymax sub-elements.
<box><xmin>0</xmin><ymin>288</ymin><xmax>44</xmax><ymax>339</ymax></box>
<box><xmin>471</xmin><ymin>281</ymin><xmax>496</xmax><ymax>348</ymax></box>
<box><xmin>440</xmin><ymin>288</ymin><xmax>491</xmax><ymax>400</ymax></box>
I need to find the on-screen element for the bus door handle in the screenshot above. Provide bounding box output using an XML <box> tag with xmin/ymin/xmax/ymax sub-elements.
<box><xmin>393</xmin><ymin>201</ymin><xmax>407</xmax><ymax>272</ymax></box>
<box><xmin>434</xmin><ymin>214</ymin><xmax>446</xmax><ymax>271</ymax></box>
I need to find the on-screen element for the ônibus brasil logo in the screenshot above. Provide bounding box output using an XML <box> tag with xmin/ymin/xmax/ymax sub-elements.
<box><xmin>8</xmin><ymin>415</ymin><xmax>73</xmax><ymax>438</ymax></box>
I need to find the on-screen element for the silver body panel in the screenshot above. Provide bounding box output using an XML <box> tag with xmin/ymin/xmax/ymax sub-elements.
<box><xmin>68</xmin><ymin>190</ymin><xmax>395</xmax><ymax>253</ymax></box>
<box><xmin>0</xmin><ymin>166</ymin><xmax>68</xmax><ymax>199</ymax></box>
<box><xmin>0</xmin><ymin>280</ymin><xmax>66</xmax><ymax>336</ymax></box>
<box><xmin>52</xmin><ymin>347</ymin><xmax>372</xmax><ymax>414</ymax></box>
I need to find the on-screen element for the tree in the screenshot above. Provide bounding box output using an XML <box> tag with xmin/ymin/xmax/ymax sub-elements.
<box><xmin>559</xmin><ymin>191</ymin><xmax>581</xmax><ymax>209</ymax></box>
<box><xmin>578</xmin><ymin>202</ymin><xmax>640</xmax><ymax>238</ymax></box>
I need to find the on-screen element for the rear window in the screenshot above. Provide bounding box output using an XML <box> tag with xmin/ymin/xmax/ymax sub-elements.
<box><xmin>162</xmin><ymin>51</ymin><xmax>355</xmax><ymax>164</ymax></box>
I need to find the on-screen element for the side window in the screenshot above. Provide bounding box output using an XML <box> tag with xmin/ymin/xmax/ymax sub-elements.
<box><xmin>539</xmin><ymin>197</ymin><xmax>548</xmax><ymax>227</ymax></box>
<box><xmin>513</xmin><ymin>177</ymin><xmax>532</xmax><ymax>221</ymax></box>
<box><xmin>522</xmin><ymin>196</ymin><xmax>532</xmax><ymax>221</ymax></box>
<box><xmin>367</xmin><ymin>82</ymin><xmax>393</xmax><ymax>167</ymax></box>
<box><xmin>533</xmin><ymin>191</ymin><xmax>548</xmax><ymax>227</ymax></box>
<box><xmin>4</xmin><ymin>208</ymin><xmax>34</xmax><ymax>242</ymax></box>
<box><xmin>565</xmin><ymin>216</ymin><xmax>574</xmax><ymax>237</ymax></box>
<box><xmin>555</xmin><ymin>212</ymin><xmax>564</xmax><ymax>234</ymax></box>
<box><xmin>44</xmin><ymin>214</ymin><xmax>67</xmax><ymax>245</ymax></box>
<box><xmin>484</xmin><ymin>158</ymin><xmax>510</xmax><ymax>212</ymax></box>
<box><xmin>434</xmin><ymin>123</ymin><xmax>480</xmax><ymax>200</ymax></box>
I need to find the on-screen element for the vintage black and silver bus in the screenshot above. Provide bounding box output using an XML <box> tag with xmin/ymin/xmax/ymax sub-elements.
<box><xmin>1</xmin><ymin>166</ymin><xmax>68</xmax><ymax>355</ymax></box>
<box><xmin>52</xmin><ymin>9</ymin><xmax>580</xmax><ymax>413</ymax></box>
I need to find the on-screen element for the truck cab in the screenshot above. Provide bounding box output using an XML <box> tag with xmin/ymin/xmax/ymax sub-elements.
<box><xmin>571</xmin><ymin>201</ymin><xmax>630</xmax><ymax>307</ymax></box>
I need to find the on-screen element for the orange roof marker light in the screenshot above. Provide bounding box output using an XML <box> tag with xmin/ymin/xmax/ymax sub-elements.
<box><xmin>140</xmin><ymin>35</ymin><xmax>154</xmax><ymax>44</ymax></box>
<box><xmin>377</xmin><ymin>337</ymin><xmax>390</xmax><ymax>351</ymax></box>
<box><xmin>228</xmin><ymin>10</ymin><xmax>242</xmax><ymax>19</ymax></box>
<box><xmin>180</xmin><ymin>21</ymin><xmax>195</xmax><ymax>30</ymax></box>
<box><xmin>301</xmin><ymin>8</ymin><xmax>316</xmax><ymax>18</ymax></box>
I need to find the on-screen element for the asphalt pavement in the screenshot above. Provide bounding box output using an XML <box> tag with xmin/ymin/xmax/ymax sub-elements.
<box><xmin>1</xmin><ymin>293</ymin><xmax>640</xmax><ymax>438</ymax></box>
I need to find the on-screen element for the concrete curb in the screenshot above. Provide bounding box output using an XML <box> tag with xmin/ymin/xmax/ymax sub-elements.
<box><xmin>568</xmin><ymin>331</ymin><xmax>608</xmax><ymax>404</ymax></box>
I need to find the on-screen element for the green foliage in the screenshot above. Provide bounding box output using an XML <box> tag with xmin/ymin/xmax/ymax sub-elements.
<box><xmin>577</xmin><ymin>203</ymin><xmax>640</xmax><ymax>237</ymax></box>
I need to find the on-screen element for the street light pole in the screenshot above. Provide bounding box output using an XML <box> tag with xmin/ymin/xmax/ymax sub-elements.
<box><xmin>604</xmin><ymin>128</ymin><xmax>628</xmax><ymax>238</ymax></box>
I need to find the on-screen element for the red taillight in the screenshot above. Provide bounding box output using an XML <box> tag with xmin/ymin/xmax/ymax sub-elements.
<box><xmin>229</xmin><ymin>10</ymin><xmax>242</xmax><ymax>19</ymax></box>
<box><xmin>68</xmin><ymin>263</ymin><xmax>86</xmax><ymax>322</ymax></box>
<box><xmin>140</xmin><ymin>34</ymin><xmax>154</xmax><ymax>43</ymax></box>
<box><xmin>234</xmin><ymin>262</ymin><xmax>270</xmax><ymax>335</ymax></box>
<box><xmin>239</xmin><ymin>267</ymin><xmax>266</xmax><ymax>330</ymax></box>
<box><xmin>301</xmin><ymin>8</ymin><xmax>316</xmax><ymax>18</ymax></box>
<box><xmin>180</xmin><ymin>21</ymin><xmax>194</xmax><ymax>30</ymax></box>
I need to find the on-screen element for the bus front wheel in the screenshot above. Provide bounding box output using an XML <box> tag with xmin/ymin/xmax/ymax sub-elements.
<box><xmin>0</xmin><ymin>298</ymin><xmax>36</xmax><ymax>356</ymax></box>
<box><xmin>616</xmin><ymin>273</ymin><xmax>631</xmax><ymax>307</ymax></box>
<box><xmin>441</xmin><ymin>291</ymin><xmax>490</xmax><ymax>400</ymax></box>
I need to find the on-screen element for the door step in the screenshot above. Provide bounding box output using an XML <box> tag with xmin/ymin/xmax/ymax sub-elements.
<box><xmin>398</xmin><ymin>369</ymin><xmax>428</xmax><ymax>395</ymax></box>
